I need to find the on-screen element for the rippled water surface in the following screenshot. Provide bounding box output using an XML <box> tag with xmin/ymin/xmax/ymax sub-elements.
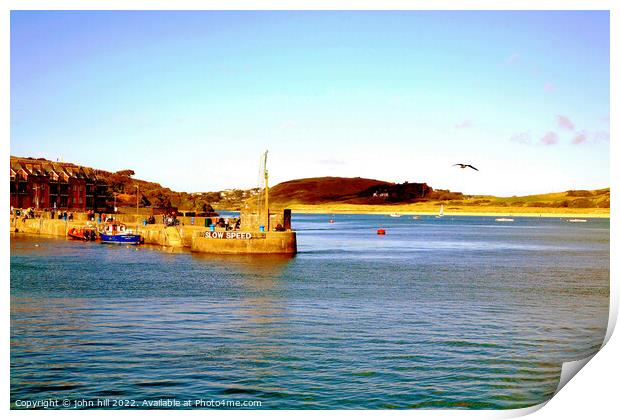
<box><xmin>11</xmin><ymin>214</ymin><xmax>609</xmax><ymax>409</ymax></box>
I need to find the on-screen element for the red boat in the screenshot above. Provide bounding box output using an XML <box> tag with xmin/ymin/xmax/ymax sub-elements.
<box><xmin>67</xmin><ymin>227</ymin><xmax>97</xmax><ymax>241</ymax></box>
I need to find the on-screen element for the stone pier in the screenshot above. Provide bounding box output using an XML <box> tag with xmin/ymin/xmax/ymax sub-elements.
<box><xmin>10</xmin><ymin>217</ymin><xmax>297</xmax><ymax>255</ymax></box>
<box><xmin>192</xmin><ymin>231</ymin><xmax>297</xmax><ymax>254</ymax></box>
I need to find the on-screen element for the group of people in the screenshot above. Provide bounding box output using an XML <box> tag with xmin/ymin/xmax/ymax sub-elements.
<box><xmin>11</xmin><ymin>206</ymin><xmax>32</xmax><ymax>219</ymax></box>
<box><xmin>210</xmin><ymin>217</ymin><xmax>241</xmax><ymax>231</ymax></box>
<box><xmin>14</xmin><ymin>207</ymin><xmax>36</xmax><ymax>220</ymax></box>
<box><xmin>51</xmin><ymin>210</ymin><xmax>73</xmax><ymax>221</ymax></box>
<box><xmin>9</xmin><ymin>206</ymin><xmax>121</xmax><ymax>224</ymax></box>
<box><xmin>11</xmin><ymin>206</ymin><xmax>76</xmax><ymax>221</ymax></box>
<box><xmin>11</xmin><ymin>207</ymin><xmax>252</xmax><ymax>232</ymax></box>
<box><xmin>162</xmin><ymin>212</ymin><xmax>179</xmax><ymax>227</ymax></box>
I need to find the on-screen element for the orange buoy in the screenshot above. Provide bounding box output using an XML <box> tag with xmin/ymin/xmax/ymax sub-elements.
<box><xmin>377</xmin><ymin>228</ymin><xmax>386</xmax><ymax>235</ymax></box>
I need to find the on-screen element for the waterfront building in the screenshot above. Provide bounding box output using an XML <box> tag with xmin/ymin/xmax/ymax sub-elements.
<box><xmin>10</xmin><ymin>157</ymin><xmax>110</xmax><ymax>211</ymax></box>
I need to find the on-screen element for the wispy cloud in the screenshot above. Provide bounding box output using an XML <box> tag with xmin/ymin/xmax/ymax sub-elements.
<box><xmin>540</xmin><ymin>131</ymin><xmax>559</xmax><ymax>145</ymax></box>
<box><xmin>593</xmin><ymin>130</ymin><xmax>610</xmax><ymax>142</ymax></box>
<box><xmin>572</xmin><ymin>132</ymin><xmax>588</xmax><ymax>145</ymax></box>
<box><xmin>556</xmin><ymin>115</ymin><xmax>575</xmax><ymax>131</ymax></box>
<box><xmin>570</xmin><ymin>130</ymin><xmax>608</xmax><ymax>145</ymax></box>
<box><xmin>504</xmin><ymin>53</ymin><xmax>519</xmax><ymax>65</ymax></box>
<box><xmin>510</xmin><ymin>132</ymin><xmax>531</xmax><ymax>145</ymax></box>
<box><xmin>544</xmin><ymin>82</ymin><xmax>555</xmax><ymax>93</ymax></box>
<box><xmin>454</xmin><ymin>120</ymin><xmax>472</xmax><ymax>129</ymax></box>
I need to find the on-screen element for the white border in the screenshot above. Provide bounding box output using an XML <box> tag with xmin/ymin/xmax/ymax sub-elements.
<box><xmin>0</xmin><ymin>0</ymin><xmax>616</xmax><ymax>11</ymax></box>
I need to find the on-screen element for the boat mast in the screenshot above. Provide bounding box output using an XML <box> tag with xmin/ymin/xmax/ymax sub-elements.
<box><xmin>263</xmin><ymin>151</ymin><xmax>269</xmax><ymax>231</ymax></box>
<box><xmin>136</xmin><ymin>184</ymin><xmax>139</xmax><ymax>231</ymax></box>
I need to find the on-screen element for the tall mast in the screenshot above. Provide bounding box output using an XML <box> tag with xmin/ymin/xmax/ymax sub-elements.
<box><xmin>264</xmin><ymin>151</ymin><xmax>269</xmax><ymax>231</ymax></box>
<box><xmin>136</xmin><ymin>184</ymin><xmax>139</xmax><ymax>231</ymax></box>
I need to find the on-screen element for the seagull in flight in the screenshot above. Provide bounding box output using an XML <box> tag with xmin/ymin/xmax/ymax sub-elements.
<box><xmin>453</xmin><ymin>163</ymin><xmax>479</xmax><ymax>171</ymax></box>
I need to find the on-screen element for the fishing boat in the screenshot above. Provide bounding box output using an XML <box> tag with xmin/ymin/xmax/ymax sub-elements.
<box><xmin>567</xmin><ymin>218</ymin><xmax>588</xmax><ymax>223</ymax></box>
<box><xmin>390</xmin><ymin>213</ymin><xmax>401</xmax><ymax>218</ymax></box>
<box><xmin>495</xmin><ymin>218</ymin><xmax>514</xmax><ymax>222</ymax></box>
<box><xmin>435</xmin><ymin>205</ymin><xmax>444</xmax><ymax>218</ymax></box>
<box><xmin>67</xmin><ymin>226</ymin><xmax>97</xmax><ymax>241</ymax></box>
<box><xmin>99</xmin><ymin>222</ymin><xmax>142</xmax><ymax>244</ymax></box>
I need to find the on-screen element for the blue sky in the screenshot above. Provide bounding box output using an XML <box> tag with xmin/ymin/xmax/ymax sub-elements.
<box><xmin>11</xmin><ymin>11</ymin><xmax>609</xmax><ymax>195</ymax></box>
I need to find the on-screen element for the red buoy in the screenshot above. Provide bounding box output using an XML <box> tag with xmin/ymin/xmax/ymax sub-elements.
<box><xmin>377</xmin><ymin>228</ymin><xmax>386</xmax><ymax>235</ymax></box>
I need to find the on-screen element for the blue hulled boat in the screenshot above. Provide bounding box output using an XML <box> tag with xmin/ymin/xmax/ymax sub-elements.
<box><xmin>99</xmin><ymin>222</ymin><xmax>142</xmax><ymax>245</ymax></box>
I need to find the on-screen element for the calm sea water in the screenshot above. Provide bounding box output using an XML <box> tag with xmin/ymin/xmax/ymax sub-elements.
<box><xmin>11</xmin><ymin>214</ymin><xmax>609</xmax><ymax>409</ymax></box>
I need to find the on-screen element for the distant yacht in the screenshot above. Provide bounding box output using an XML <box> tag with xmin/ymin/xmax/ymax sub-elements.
<box><xmin>390</xmin><ymin>212</ymin><xmax>401</xmax><ymax>218</ymax></box>
<box><xmin>567</xmin><ymin>218</ymin><xmax>588</xmax><ymax>223</ymax></box>
<box><xmin>411</xmin><ymin>215</ymin><xmax>420</xmax><ymax>220</ymax></box>
<box><xmin>435</xmin><ymin>205</ymin><xmax>444</xmax><ymax>218</ymax></box>
<box><xmin>495</xmin><ymin>218</ymin><xmax>514</xmax><ymax>222</ymax></box>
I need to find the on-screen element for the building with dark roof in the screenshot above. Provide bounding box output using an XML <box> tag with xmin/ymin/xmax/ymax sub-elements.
<box><xmin>10</xmin><ymin>157</ymin><xmax>110</xmax><ymax>210</ymax></box>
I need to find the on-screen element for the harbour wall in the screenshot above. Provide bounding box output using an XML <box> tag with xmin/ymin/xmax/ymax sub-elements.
<box><xmin>192</xmin><ymin>231</ymin><xmax>297</xmax><ymax>255</ymax></box>
<box><xmin>10</xmin><ymin>217</ymin><xmax>297</xmax><ymax>254</ymax></box>
<box><xmin>11</xmin><ymin>217</ymin><xmax>77</xmax><ymax>237</ymax></box>
<box><xmin>21</xmin><ymin>211</ymin><xmax>220</xmax><ymax>228</ymax></box>
<box><xmin>140</xmin><ymin>225</ymin><xmax>206</xmax><ymax>248</ymax></box>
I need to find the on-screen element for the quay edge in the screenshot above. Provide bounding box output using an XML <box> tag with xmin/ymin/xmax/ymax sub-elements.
<box><xmin>192</xmin><ymin>231</ymin><xmax>296</xmax><ymax>255</ymax></box>
<box><xmin>10</xmin><ymin>217</ymin><xmax>297</xmax><ymax>255</ymax></box>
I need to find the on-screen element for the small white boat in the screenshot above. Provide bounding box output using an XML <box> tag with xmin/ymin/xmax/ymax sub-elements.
<box><xmin>435</xmin><ymin>205</ymin><xmax>444</xmax><ymax>218</ymax></box>
<box><xmin>390</xmin><ymin>213</ymin><xmax>401</xmax><ymax>218</ymax></box>
<box><xmin>567</xmin><ymin>219</ymin><xmax>588</xmax><ymax>223</ymax></box>
<box><xmin>411</xmin><ymin>215</ymin><xmax>420</xmax><ymax>220</ymax></box>
<box><xmin>495</xmin><ymin>218</ymin><xmax>514</xmax><ymax>222</ymax></box>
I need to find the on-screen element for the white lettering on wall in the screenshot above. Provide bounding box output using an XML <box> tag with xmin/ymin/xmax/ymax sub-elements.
<box><xmin>204</xmin><ymin>231</ymin><xmax>254</xmax><ymax>240</ymax></box>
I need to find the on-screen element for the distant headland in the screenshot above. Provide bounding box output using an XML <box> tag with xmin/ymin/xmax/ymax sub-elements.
<box><xmin>10</xmin><ymin>156</ymin><xmax>609</xmax><ymax>218</ymax></box>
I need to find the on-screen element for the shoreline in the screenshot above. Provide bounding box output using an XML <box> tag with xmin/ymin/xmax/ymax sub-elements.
<box><xmin>10</xmin><ymin>217</ymin><xmax>297</xmax><ymax>254</ymax></box>
<box><xmin>279</xmin><ymin>205</ymin><xmax>610</xmax><ymax>219</ymax></box>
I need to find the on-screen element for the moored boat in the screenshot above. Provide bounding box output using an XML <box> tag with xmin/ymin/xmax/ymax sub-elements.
<box><xmin>67</xmin><ymin>226</ymin><xmax>97</xmax><ymax>241</ymax></box>
<box><xmin>495</xmin><ymin>218</ymin><xmax>514</xmax><ymax>222</ymax></box>
<box><xmin>435</xmin><ymin>205</ymin><xmax>444</xmax><ymax>218</ymax></box>
<box><xmin>99</xmin><ymin>222</ymin><xmax>142</xmax><ymax>244</ymax></box>
<box><xmin>567</xmin><ymin>218</ymin><xmax>588</xmax><ymax>223</ymax></box>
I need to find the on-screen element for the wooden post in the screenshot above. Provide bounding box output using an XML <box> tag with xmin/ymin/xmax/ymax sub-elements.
<box><xmin>283</xmin><ymin>209</ymin><xmax>291</xmax><ymax>230</ymax></box>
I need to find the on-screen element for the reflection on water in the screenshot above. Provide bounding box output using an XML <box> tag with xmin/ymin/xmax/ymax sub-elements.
<box><xmin>10</xmin><ymin>215</ymin><xmax>609</xmax><ymax>409</ymax></box>
<box><xmin>191</xmin><ymin>252</ymin><xmax>294</xmax><ymax>277</ymax></box>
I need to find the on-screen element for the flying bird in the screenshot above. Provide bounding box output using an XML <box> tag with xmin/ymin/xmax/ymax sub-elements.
<box><xmin>453</xmin><ymin>163</ymin><xmax>479</xmax><ymax>171</ymax></box>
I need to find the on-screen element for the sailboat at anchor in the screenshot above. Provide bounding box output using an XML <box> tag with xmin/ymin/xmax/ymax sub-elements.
<box><xmin>435</xmin><ymin>204</ymin><xmax>444</xmax><ymax>219</ymax></box>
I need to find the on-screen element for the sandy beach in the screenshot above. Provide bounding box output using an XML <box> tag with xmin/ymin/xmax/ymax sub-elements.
<box><xmin>283</xmin><ymin>203</ymin><xmax>610</xmax><ymax>218</ymax></box>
